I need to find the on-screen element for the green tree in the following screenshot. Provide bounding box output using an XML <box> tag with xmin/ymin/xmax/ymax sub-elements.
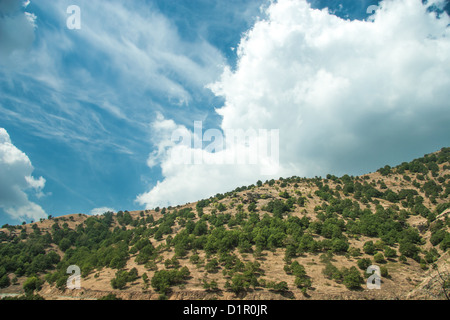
<box><xmin>430</xmin><ymin>230</ymin><xmax>447</xmax><ymax>246</ymax></box>
<box><xmin>151</xmin><ymin>268</ymin><xmax>190</xmax><ymax>294</ymax></box>
<box><xmin>110</xmin><ymin>270</ymin><xmax>128</xmax><ymax>290</ymax></box>
<box><xmin>380</xmin><ymin>266</ymin><xmax>389</xmax><ymax>278</ymax></box>
<box><xmin>399</xmin><ymin>240</ymin><xmax>420</xmax><ymax>260</ymax></box>
<box><xmin>142</xmin><ymin>272</ymin><xmax>149</xmax><ymax>286</ymax></box>
<box><xmin>193</xmin><ymin>221</ymin><xmax>208</xmax><ymax>236</ymax></box>
<box><xmin>294</xmin><ymin>275</ymin><xmax>311</xmax><ymax>289</ymax></box>
<box><xmin>271</xmin><ymin>281</ymin><xmax>289</xmax><ymax>292</ymax></box>
<box><xmin>151</xmin><ymin>270</ymin><xmax>172</xmax><ymax>294</ymax></box>
<box><xmin>357</xmin><ymin>258</ymin><xmax>372</xmax><ymax>271</ymax></box>
<box><xmin>322</xmin><ymin>263</ymin><xmax>342</xmax><ymax>281</ymax></box>
<box><xmin>205</xmin><ymin>259</ymin><xmax>219</xmax><ymax>273</ymax></box>
<box><xmin>0</xmin><ymin>274</ymin><xmax>10</xmax><ymax>288</ymax></box>
<box><xmin>363</xmin><ymin>241</ymin><xmax>376</xmax><ymax>255</ymax></box>
<box><xmin>178</xmin><ymin>266</ymin><xmax>191</xmax><ymax>280</ymax></box>
<box><xmin>373</xmin><ymin>252</ymin><xmax>385</xmax><ymax>264</ymax></box>
<box><xmin>440</xmin><ymin>233</ymin><xmax>450</xmax><ymax>251</ymax></box>
<box><xmin>290</xmin><ymin>261</ymin><xmax>306</xmax><ymax>277</ymax></box>
<box><xmin>229</xmin><ymin>273</ymin><xmax>249</xmax><ymax>294</ymax></box>
<box><xmin>331</xmin><ymin>238</ymin><xmax>349</xmax><ymax>253</ymax></box>
<box><xmin>109</xmin><ymin>255</ymin><xmax>127</xmax><ymax>269</ymax></box>
<box><xmin>58</xmin><ymin>238</ymin><xmax>71</xmax><ymax>252</ymax></box>
<box><xmin>23</xmin><ymin>276</ymin><xmax>44</xmax><ymax>295</ymax></box>
<box><xmin>98</xmin><ymin>294</ymin><xmax>122</xmax><ymax>300</ymax></box>
<box><xmin>384</xmin><ymin>247</ymin><xmax>397</xmax><ymax>259</ymax></box>
<box><xmin>342</xmin><ymin>267</ymin><xmax>363</xmax><ymax>290</ymax></box>
<box><xmin>127</xmin><ymin>267</ymin><xmax>139</xmax><ymax>282</ymax></box>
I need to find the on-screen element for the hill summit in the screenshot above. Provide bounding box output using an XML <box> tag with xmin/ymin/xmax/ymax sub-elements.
<box><xmin>1</xmin><ymin>148</ymin><xmax>449</xmax><ymax>300</ymax></box>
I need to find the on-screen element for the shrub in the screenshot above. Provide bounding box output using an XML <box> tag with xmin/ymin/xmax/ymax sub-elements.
<box><xmin>331</xmin><ymin>238</ymin><xmax>349</xmax><ymax>253</ymax></box>
<box><xmin>357</xmin><ymin>258</ymin><xmax>372</xmax><ymax>271</ymax></box>
<box><xmin>58</xmin><ymin>238</ymin><xmax>72</xmax><ymax>252</ymax></box>
<box><xmin>151</xmin><ymin>268</ymin><xmax>190</xmax><ymax>294</ymax></box>
<box><xmin>110</xmin><ymin>271</ymin><xmax>128</xmax><ymax>290</ymax></box>
<box><xmin>23</xmin><ymin>276</ymin><xmax>44</xmax><ymax>295</ymax></box>
<box><xmin>248</xmin><ymin>202</ymin><xmax>257</xmax><ymax>212</ymax></box>
<box><xmin>205</xmin><ymin>259</ymin><xmax>219</xmax><ymax>273</ymax></box>
<box><xmin>430</xmin><ymin>230</ymin><xmax>447</xmax><ymax>246</ymax></box>
<box><xmin>380</xmin><ymin>266</ymin><xmax>389</xmax><ymax>278</ymax></box>
<box><xmin>373</xmin><ymin>253</ymin><xmax>385</xmax><ymax>264</ymax></box>
<box><xmin>322</xmin><ymin>263</ymin><xmax>341</xmax><ymax>281</ymax></box>
<box><xmin>202</xmin><ymin>279</ymin><xmax>219</xmax><ymax>292</ymax></box>
<box><xmin>0</xmin><ymin>275</ymin><xmax>11</xmax><ymax>288</ymax></box>
<box><xmin>229</xmin><ymin>274</ymin><xmax>250</xmax><ymax>294</ymax></box>
<box><xmin>384</xmin><ymin>247</ymin><xmax>397</xmax><ymax>259</ymax></box>
<box><xmin>294</xmin><ymin>276</ymin><xmax>311</xmax><ymax>289</ymax></box>
<box><xmin>342</xmin><ymin>267</ymin><xmax>363</xmax><ymax>290</ymax></box>
<box><xmin>290</xmin><ymin>261</ymin><xmax>306</xmax><ymax>277</ymax></box>
<box><xmin>363</xmin><ymin>241</ymin><xmax>376</xmax><ymax>255</ymax></box>
<box><xmin>98</xmin><ymin>294</ymin><xmax>122</xmax><ymax>300</ymax></box>
<box><xmin>269</xmin><ymin>281</ymin><xmax>289</xmax><ymax>292</ymax></box>
<box><xmin>348</xmin><ymin>247</ymin><xmax>361</xmax><ymax>257</ymax></box>
<box><xmin>399</xmin><ymin>240</ymin><xmax>420</xmax><ymax>260</ymax></box>
<box><xmin>440</xmin><ymin>233</ymin><xmax>450</xmax><ymax>251</ymax></box>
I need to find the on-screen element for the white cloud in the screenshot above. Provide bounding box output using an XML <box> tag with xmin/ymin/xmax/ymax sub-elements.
<box><xmin>25</xmin><ymin>175</ymin><xmax>46</xmax><ymax>199</ymax></box>
<box><xmin>136</xmin><ymin>114</ymin><xmax>282</xmax><ymax>209</ymax></box>
<box><xmin>30</xmin><ymin>0</ymin><xmax>225</xmax><ymax>106</ymax></box>
<box><xmin>90</xmin><ymin>207</ymin><xmax>115</xmax><ymax>216</ymax></box>
<box><xmin>137</xmin><ymin>0</ymin><xmax>450</xmax><ymax>209</ymax></box>
<box><xmin>0</xmin><ymin>0</ymin><xmax>36</xmax><ymax>61</ymax></box>
<box><xmin>0</xmin><ymin>128</ymin><xmax>48</xmax><ymax>222</ymax></box>
<box><xmin>211</xmin><ymin>0</ymin><xmax>450</xmax><ymax>175</ymax></box>
<box><xmin>0</xmin><ymin>0</ymin><xmax>226</xmax><ymax>158</ymax></box>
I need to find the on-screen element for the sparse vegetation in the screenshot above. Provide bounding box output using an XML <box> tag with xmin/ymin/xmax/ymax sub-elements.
<box><xmin>0</xmin><ymin>148</ymin><xmax>449</xmax><ymax>300</ymax></box>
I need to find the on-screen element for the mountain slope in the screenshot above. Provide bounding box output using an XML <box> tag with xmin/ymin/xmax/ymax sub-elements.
<box><xmin>1</xmin><ymin>148</ymin><xmax>449</xmax><ymax>300</ymax></box>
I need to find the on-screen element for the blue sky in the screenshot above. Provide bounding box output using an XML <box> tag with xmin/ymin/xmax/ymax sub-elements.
<box><xmin>1</xmin><ymin>0</ymin><xmax>450</xmax><ymax>225</ymax></box>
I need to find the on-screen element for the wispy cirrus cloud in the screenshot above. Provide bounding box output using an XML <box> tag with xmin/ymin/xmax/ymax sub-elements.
<box><xmin>1</xmin><ymin>0</ymin><xmax>226</xmax><ymax>154</ymax></box>
<box><xmin>0</xmin><ymin>0</ymin><xmax>236</xmax><ymax>221</ymax></box>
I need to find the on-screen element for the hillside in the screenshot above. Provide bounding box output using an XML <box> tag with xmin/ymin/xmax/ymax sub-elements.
<box><xmin>1</xmin><ymin>148</ymin><xmax>449</xmax><ymax>300</ymax></box>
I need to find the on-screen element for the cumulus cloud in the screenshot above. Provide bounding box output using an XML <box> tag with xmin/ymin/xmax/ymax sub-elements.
<box><xmin>136</xmin><ymin>114</ymin><xmax>282</xmax><ymax>209</ymax></box>
<box><xmin>90</xmin><ymin>207</ymin><xmax>115</xmax><ymax>216</ymax></box>
<box><xmin>0</xmin><ymin>0</ymin><xmax>36</xmax><ymax>60</ymax></box>
<box><xmin>141</xmin><ymin>0</ymin><xmax>450</xmax><ymax>209</ymax></box>
<box><xmin>0</xmin><ymin>128</ymin><xmax>47</xmax><ymax>222</ymax></box>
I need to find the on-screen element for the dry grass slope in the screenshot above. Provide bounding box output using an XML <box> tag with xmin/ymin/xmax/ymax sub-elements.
<box><xmin>1</xmin><ymin>148</ymin><xmax>449</xmax><ymax>300</ymax></box>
